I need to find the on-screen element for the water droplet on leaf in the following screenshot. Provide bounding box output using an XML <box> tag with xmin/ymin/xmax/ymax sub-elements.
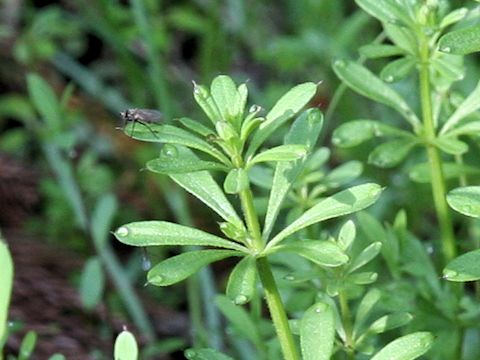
<box><xmin>185</xmin><ymin>349</ymin><xmax>196</xmax><ymax>359</ymax></box>
<box><xmin>116</xmin><ymin>226</ymin><xmax>129</xmax><ymax>237</ymax></box>
<box><xmin>385</xmin><ymin>75</ymin><xmax>394</xmax><ymax>82</ymax></box>
<box><xmin>334</xmin><ymin>59</ymin><xmax>346</xmax><ymax>68</ymax></box>
<box><xmin>234</xmin><ymin>295</ymin><xmax>248</xmax><ymax>305</ymax></box>
<box><xmin>441</xmin><ymin>46</ymin><xmax>451</xmax><ymax>53</ymax></box>
<box><xmin>161</xmin><ymin>144</ymin><xmax>178</xmax><ymax>158</ymax></box>
<box><xmin>249</xmin><ymin>104</ymin><xmax>262</xmax><ymax>113</ymax></box>
<box><xmin>284</xmin><ymin>274</ymin><xmax>295</xmax><ymax>281</ymax></box>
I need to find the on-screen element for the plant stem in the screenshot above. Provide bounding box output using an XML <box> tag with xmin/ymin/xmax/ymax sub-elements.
<box><xmin>256</xmin><ymin>257</ymin><xmax>301</xmax><ymax>360</ymax></box>
<box><xmin>338</xmin><ymin>290</ymin><xmax>354</xmax><ymax>360</ymax></box>
<box><xmin>237</xmin><ymin>183</ymin><xmax>299</xmax><ymax>360</ymax></box>
<box><xmin>418</xmin><ymin>38</ymin><xmax>457</xmax><ymax>264</ymax></box>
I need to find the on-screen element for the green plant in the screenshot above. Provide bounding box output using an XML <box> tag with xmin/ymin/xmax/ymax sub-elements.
<box><xmin>113</xmin><ymin>75</ymin><xmax>435</xmax><ymax>359</ymax></box>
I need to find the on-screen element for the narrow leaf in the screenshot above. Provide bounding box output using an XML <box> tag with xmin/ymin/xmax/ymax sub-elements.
<box><xmin>355</xmin><ymin>0</ymin><xmax>412</xmax><ymax>25</ymax></box>
<box><xmin>348</xmin><ymin>242</ymin><xmax>382</xmax><ymax>272</ymax></box>
<box><xmin>439</xmin><ymin>24</ymin><xmax>480</xmax><ymax>55</ymax></box>
<box><xmin>0</xmin><ymin>237</ymin><xmax>13</xmax><ymax>342</ymax></box>
<box><xmin>384</xmin><ymin>23</ymin><xmax>417</xmax><ymax>55</ymax></box>
<box><xmin>333</xmin><ymin>60</ymin><xmax>420</xmax><ymax>129</ymax></box>
<box><xmin>368</xmin><ymin>138</ymin><xmax>417</xmax><ymax>168</ymax></box>
<box><xmin>184</xmin><ymin>348</ymin><xmax>234</xmax><ymax>360</ymax></box>
<box><xmin>79</xmin><ymin>257</ymin><xmax>105</xmax><ymax>310</ymax></box>
<box><xmin>177</xmin><ymin>117</ymin><xmax>214</xmax><ymax>137</ymax></box>
<box><xmin>447</xmin><ymin>186</ymin><xmax>480</xmax><ymax>218</ymax></box>
<box><xmin>114</xmin><ymin>221</ymin><xmax>247</xmax><ymax>252</ymax></box>
<box><xmin>300</xmin><ymin>302</ymin><xmax>335</xmax><ymax>360</ymax></box>
<box><xmin>440</xmin><ymin>80</ymin><xmax>480</xmax><ymax>134</ymax></box>
<box><xmin>27</xmin><ymin>73</ymin><xmax>61</xmax><ymax>130</ymax></box>
<box><xmin>147</xmin><ymin>153</ymin><xmax>228</xmax><ymax>174</ymax></box>
<box><xmin>332</xmin><ymin>119</ymin><xmax>412</xmax><ymax>148</ymax></box>
<box><xmin>368</xmin><ymin>313</ymin><xmax>413</xmax><ymax>334</ymax></box>
<box><xmin>226</xmin><ymin>256</ymin><xmax>257</xmax><ymax>305</ymax></box>
<box><xmin>434</xmin><ymin>137</ymin><xmax>468</xmax><ymax>155</ymax></box>
<box><xmin>147</xmin><ymin>250</ymin><xmax>240</xmax><ymax>286</ymax></box>
<box><xmin>273</xmin><ymin>240</ymin><xmax>349</xmax><ymax>267</ymax></box>
<box><xmin>338</xmin><ymin>220</ymin><xmax>356</xmax><ymax>251</ymax></box>
<box><xmin>249</xmin><ymin>145</ymin><xmax>307</xmax><ymax>165</ymax></box>
<box><xmin>91</xmin><ymin>193</ymin><xmax>117</xmax><ymax>247</ymax></box>
<box><xmin>440</xmin><ymin>8</ymin><xmax>468</xmax><ymax>29</ymax></box>
<box><xmin>224</xmin><ymin>168</ymin><xmax>249</xmax><ymax>194</ymax></box>
<box><xmin>380</xmin><ymin>57</ymin><xmax>416</xmax><ymax>83</ymax></box>
<box><xmin>114</xmin><ymin>330</ymin><xmax>138</xmax><ymax>360</ymax></box>
<box><xmin>246</xmin><ymin>82</ymin><xmax>317</xmax><ymax>157</ymax></box>
<box><xmin>354</xmin><ymin>288</ymin><xmax>381</xmax><ymax>335</ymax></box>
<box><xmin>323</xmin><ymin>161</ymin><xmax>363</xmax><ymax>188</ymax></box>
<box><xmin>210</xmin><ymin>75</ymin><xmax>240</xmax><ymax>121</ymax></box>
<box><xmin>371</xmin><ymin>332</ymin><xmax>434</xmax><ymax>360</ymax></box>
<box><xmin>443</xmin><ymin>249</ymin><xmax>480</xmax><ymax>282</ymax></box>
<box><xmin>263</xmin><ymin>109</ymin><xmax>323</xmax><ymax>240</ymax></box>
<box><xmin>268</xmin><ymin>183</ymin><xmax>383</xmax><ymax>248</ymax></box>
<box><xmin>18</xmin><ymin>331</ymin><xmax>37</xmax><ymax>360</ymax></box>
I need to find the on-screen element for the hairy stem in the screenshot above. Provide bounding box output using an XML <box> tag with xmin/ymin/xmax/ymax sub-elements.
<box><xmin>418</xmin><ymin>37</ymin><xmax>457</xmax><ymax>264</ymax></box>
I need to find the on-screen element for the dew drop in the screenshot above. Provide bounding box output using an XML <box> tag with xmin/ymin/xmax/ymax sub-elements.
<box><xmin>441</xmin><ymin>46</ymin><xmax>451</xmax><ymax>53</ymax></box>
<box><xmin>385</xmin><ymin>75</ymin><xmax>394</xmax><ymax>83</ymax></box>
<box><xmin>284</xmin><ymin>274</ymin><xmax>295</xmax><ymax>281</ymax></box>
<box><xmin>116</xmin><ymin>226</ymin><xmax>129</xmax><ymax>237</ymax></box>
<box><xmin>249</xmin><ymin>104</ymin><xmax>262</xmax><ymax>113</ymax></box>
<box><xmin>443</xmin><ymin>269</ymin><xmax>458</xmax><ymax>279</ymax></box>
<box><xmin>185</xmin><ymin>349</ymin><xmax>196</xmax><ymax>359</ymax></box>
<box><xmin>161</xmin><ymin>144</ymin><xmax>178</xmax><ymax>158</ymax></box>
<box><xmin>334</xmin><ymin>59</ymin><xmax>346</xmax><ymax>68</ymax></box>
<box><xmin>234</xmin><ymin>295</ymin><xmax>248</xmax><ymax>305</ymax></box>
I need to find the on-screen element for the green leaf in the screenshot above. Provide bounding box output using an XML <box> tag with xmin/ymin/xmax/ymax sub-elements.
<box><xmin>323</xmin><ymin>161</ymin><xmax>363</xmax><ymax>188</ymax></box>
<box><xmin>246</xmin><ymin>82</ymin><xmax>317</xmax><ymax>158</ymax></box>
<box><xmin>444</xmin><ymin>120</ymin><xmax>480</xmax><ymax>137</ymax></box>
<box><xmin>348</xmin><ymin>242</ymin><xmax>382</xmax><ymax>272</ymax></box>
<box><xmin>349</xmin><ymin>271</ymin><xmax>378</xmax><ymax>285</ymax></box>
<box><xmin>268</xmin><ymin>184</ymin><xmax>383</xmax><ymax>248</ymax></box>
<box><xmin>91</xmin><ymin>193</ymin><xmax>117</xmax><ymax>247</ymax></box>
<box><xmin>443</xmin><ymin>249</ymin><xmax>480</xmax><ymax>282</ymax></box>
<box><xmin>440</xmin><ymin>8</ymin><xmax>468</xmax><ymax>29</ymax></box>
<box><xmin>224</xmin><ymin>168</ymin><xmax>249</xmax><ymax>194</ymax></box>
<box><xmin>439</xmin><ymin>24</ymin><xmax>480</xmax><ymax>55</ymax></box>
<box><xmin>384</xmin><ymin>23</ymin><xmax>417</xmax><ymax>55</ymax></box>
<box><xmin>193</xmin><ymin>82</ymin><xmax>222</xmax><ymax>124</ymax></box>
<box><xmin>440</xmin><ymin>80</ymin><xmax>480</xmax><ymax>135</ymax></box>
<box><xmin>371</xmin><ymin>332</ymin><xmax>434</xmax><ymax>360</ymax></box>
<box><xmin>177</xmin><ymin>117</ymin><xmax>215</xmax><ymax>137</ymax></box>
<box><xmin>148</xmin><ymin>250</ymin><xmax>240</xmax><ymax>286</ymax></box>
<box><xmin>333</xmin><ymin>60</ymin><xmax>420</xmax><ymax>129</ymax></box>
<box><xmin>380</xmin><ymin>57</ymin><xmax>416</xmax><ymax>83</ymax></box>
<box><xmin>338</xmin><ymin>220</ymin><xmax>356</xmax><ymax>251</ymax></box>
<box><xmin>27</xmin><ymin>73</ymin><xmax>61</xmax><ymax>131</ymax></box>
<box><xmin>248</xmin><ymin>144</ymin><xmax>307</xmax><ymax>166</ymax></box>
<box><xmin>128</xmin><ymin>124</ymin><xmax>230</xmax><ymax>165</ymax></box>
<box><xmin>114</xmin><ymin>221</ymin><xmax>247</xmax><ymax>252</ymax></box>
<box><xmin>367</xmin><ymin>313</ymin><xmax>413</xmax><ymax>334</ymax></box>
<box><xmin>163</xmin><ymin>147</ymin><xmax>242</xmax><ymax>226</ymax></box>
<box><xmin>431</xmin><ymin>55</ymin><xmax>464</xmax><ymax>82</ymax></box>
<box><xmin>147</xmin><ymin>148</ymin><xmax>228</xmax><ymax>174</ymax></box>
<box><xmin>368</xmin><ymin>138</ymin><xmax>417</xmax><ymax>168</ymax></box>
<box><xmin>184</xmin><ymin>348</ymin><xmax>234</xmax><ymax>360</ymax></box>
<box><xmin>300</xmin><ymin>302</ymin><xmax>335</xmax><ymax>360</ymax></box>
<box><xmin>214</xmin><ymin>295</ymin><xmax>260</xmax><ymax>345</ymax></box>
<box><xmin>332</xmin><ymin>119</ymin><xmax>412</xmax><ymax>148</ymax></box>
<box><xmin>18</xmin><ymin>331</ymin><xmax>37</xmax><ymax>360</ymax></box>
<box><xmin>226</xmin><ymin>256</ymin><xmax>257</xmax><ymax>305</ymax></box>
<box><xmin>210</xmin><ymin>75</ymin><xmax>241</xmax><ymax>122</ymax></box>
<box><xmin>447</xmin><ymin>186</ymin><xmax>480</xmax><ymax>218</ymax></box>
<box><xmin>409</xmin><ymin>162</ymin><xmax>480</xmax><ymax>183</ymax></box>
<box><xmin>355</xmin><ymin>0</ymin><xmax>412</xmax><ymax>25</ymax></box>
<box><xmin>114</xmin><ymin>330</ymin><xmax>138</xmax><ymax>360</ymax></box>
<box><xmin>48</xmin><ymin>354</ymin><xmax>66</xmax><ymax>360</ymax></box>
<box><xmin>434</xmin><ymin>137</ymin><xmax>468</xmax><ymax>155</ymax></box>
<box><xmin>359</xmin><ymin>44</ymin><xmax>405</xmax><ymax>59</ymax></box>
<box><xmin>263</xmin><ymin>109</ymin><xmax>323</xmax><ymax>240</ymax></box>
<box><xmin>273</xmin><ymin>240</ymin><xmax>349</xmax><ymax>267</ymax></box>
<box><xmin>0</xmin><ymin>238</ymin><xmax>13</xmax><ymax>343</ymax></box>
<box><xmin>79</xmin><ymin>256</ymin><xmax>105</xmax><ymax>310</ymax></box>
<box><xmin>354</xmin><ymin>288</ymin><xmax>381</xmax><ymax>335</ymax></box>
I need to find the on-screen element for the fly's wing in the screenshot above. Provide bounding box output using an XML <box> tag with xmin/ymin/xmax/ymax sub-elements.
<box><xmin>134</xmin><ymin>109</ymin><xmax>163</xmax><ymax>123</ymax></box>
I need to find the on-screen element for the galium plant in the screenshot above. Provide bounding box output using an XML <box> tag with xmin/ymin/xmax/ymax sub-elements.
<box><xmin>114</xmin><ymin>75</ymin><xmax>434</xmax><ymax>359</ymax></box>
<box><xmin>332</xmin><ymin>0</ymin><xmax>480</xmax><ymax>266</ymax></box>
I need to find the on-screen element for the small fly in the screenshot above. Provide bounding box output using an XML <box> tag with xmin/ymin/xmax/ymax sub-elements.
<box><xmin>120</xmin><ymin>108</ymin><xmax>163</xmax><ymax>138</ymax></box>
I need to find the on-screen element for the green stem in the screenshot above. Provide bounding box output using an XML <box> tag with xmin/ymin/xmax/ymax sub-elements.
<box><xmin>418</xmin><ymin>38</ymin><xmax>457</xmax><ymax>264</ymax></box>
<box><xmin>256</xmin><ymin>257</ymin><xmax>301</xmax><ymax>360</ymax></box>
<box><xmin>338</xmin><ymin>291</ymin><xmax>354</xmax><ymax>359</ymax></box>
<box><xmin>237</xmin><ymin>183</ymin><xmax>299</xmax><ymax>360</ymax></box>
